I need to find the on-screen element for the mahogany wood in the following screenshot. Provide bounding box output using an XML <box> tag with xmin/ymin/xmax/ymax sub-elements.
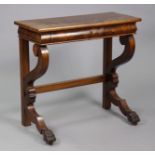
<box><xmin>17</xmin><ymin>24</ymin><xmax>137</xmax><ymax>45</ymax></box>
<box><xmin>15</xmin><ymin>12</ymin><xmax>141</xmax><ymax>145</ymax></box>
<box><xmin>103</xmin><ymin>38</ymin><xmax>112</xmax><ymax>109</ymax></box>
<box><xmin>19</xmin><ymin>38</ymin><xmax>31</xmax><ymax>126</ymax></box>
<box><xmin>34</xmin><ymin>75</ymin><xmax>104</xmax><ymax>94</ymax></box>
<box><xmin>15</xmin><ymin>12</ymin><xmax>141</xmax><ymax>33</ymax></box>
<box><xmin>108</xmin><ymin>35</ymin><xmax>140</xmax><ymax>124</ymax></box>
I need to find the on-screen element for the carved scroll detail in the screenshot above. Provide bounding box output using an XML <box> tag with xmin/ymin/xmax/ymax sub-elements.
<box><xmin>107</xmin><ymin>35</ymin><xmax>140</xmax><ymax>125</ymax></box>
<box><xmin>110</xmin><ymin>35</ymin><xmax>135</xmax><ymax>72</ymax></box>
<box><xmin>24</xmin><ymin>44</ymin><xmax>49</xmax><ymax>103</ymax></box>
<box><xmin>28</xmin><ymin>105</ymin><xmax>56</xmax><ymax>145</ymax></box>
<box><xmin>23</xmin><ymin>44</ymin><xmax>56</xmax><ymax>145</ymax></box>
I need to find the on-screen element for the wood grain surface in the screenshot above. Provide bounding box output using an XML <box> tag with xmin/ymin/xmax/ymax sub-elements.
<box><xmin>15</xmin><ymin>12</ymin><xmax>141</xmax><ymax>33</ymax></box>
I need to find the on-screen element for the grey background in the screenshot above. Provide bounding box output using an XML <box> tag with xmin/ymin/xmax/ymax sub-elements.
<box><xmin>0</xmin><ymin>4</ymin><xmax>155</xmax><ymax>150</ymax></box>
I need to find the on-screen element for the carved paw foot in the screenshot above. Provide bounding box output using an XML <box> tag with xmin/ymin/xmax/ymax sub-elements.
<box><xmin>126</xmin><ymin>111</ymin><xmax>140</xmax><ymax>125</ymax></box>
<box><xmin>42</xmin><ymin>129</ymin><xmax>56</xmax><ymax>145</ymax></box>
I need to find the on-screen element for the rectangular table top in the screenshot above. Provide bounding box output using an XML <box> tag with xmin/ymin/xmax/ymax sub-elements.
<box><xmin>15</xmin><ymin>12</ymin><xmax>141</xmax><ymax>33</ymax></box>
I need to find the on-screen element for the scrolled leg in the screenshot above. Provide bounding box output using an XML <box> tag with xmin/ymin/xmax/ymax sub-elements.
<box><xmin>109</xmin><ymin>89</ymin><xmax>140</xmax><ymax>125</ymax></box>
<box><xmin>104</xmin><ymin>35</ymin><xmax>140</xmax><ymax>125</ymax></box>
<box><xmin>28</xmin><ymin>105</ymin><xmax>56</xmax><ymax>145</ymax></box>
<box><xmin>23</xmin><ymin>44</ymin><xmax>56</xmax><ymax>144</ymax></box>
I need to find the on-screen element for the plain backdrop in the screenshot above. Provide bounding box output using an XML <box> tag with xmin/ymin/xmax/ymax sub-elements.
<box><xmin>0</xmin><ymin>4</ymin><xmax>155</xmax><ymax>150</ymax></box>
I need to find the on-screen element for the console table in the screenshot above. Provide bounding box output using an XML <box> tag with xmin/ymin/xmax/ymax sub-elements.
<box><xmin>15</xmin><ymin>12</ymin><xmax>141</xmax><ymax>145</ymax></box>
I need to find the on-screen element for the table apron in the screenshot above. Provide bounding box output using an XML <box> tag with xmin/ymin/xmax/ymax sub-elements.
<box><xmin>18</xmin><ymin>23</ymin><xmax>137</xmax><ymax>45</ymax></box>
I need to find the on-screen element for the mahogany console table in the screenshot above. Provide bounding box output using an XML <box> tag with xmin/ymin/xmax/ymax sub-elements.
<box><xmin>15</xmin><ymin>12</ymin><xmax>141</xmax><ymax>145</ymax></box>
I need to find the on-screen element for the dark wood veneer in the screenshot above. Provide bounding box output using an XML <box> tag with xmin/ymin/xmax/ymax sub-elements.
<box><xmin>15</xmin><ymin>12</ymin><xmax>141</xmax><ymax>145</ymax></box>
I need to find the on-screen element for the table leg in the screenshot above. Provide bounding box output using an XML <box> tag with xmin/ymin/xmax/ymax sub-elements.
<box><xmin>19</xmin><ymin>38</ymin><xmax>31</xmax><ymax>126</ymax></box>
<box><xmin>20</xmin><ymin>42</ymin><xmax>56</xmax><ymax>145</ymax></box>
<box><xmin>104</xmin><ymin>35</ymin><xmax>140</xmax><ymax>125</ymax></box>
<box><xmin>103</xmin><ymin>37</ymin><xmax>112</xmax><ymax>109</ymax></box>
